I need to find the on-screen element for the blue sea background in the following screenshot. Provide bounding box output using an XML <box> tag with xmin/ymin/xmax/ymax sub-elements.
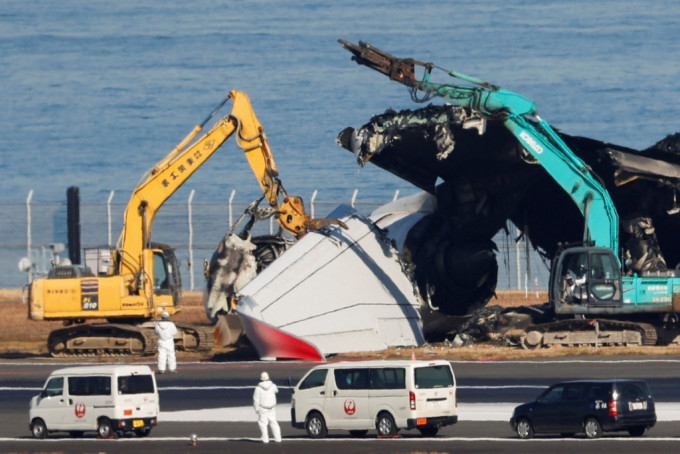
<box><xmin>1</xmin><ymin>0</ymin><xmax>679</xmax><ymax>288</ymax></box>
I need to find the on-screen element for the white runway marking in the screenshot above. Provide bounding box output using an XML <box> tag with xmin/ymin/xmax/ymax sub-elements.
<box><xmin>3</xmin><ymin>436</ymin><xmax>680</xmax><ymax>443</ymax></box>
<box><xmin>158</xmin><ymin>402</ymin><xmax>680</xmax><ymax>422</ymax></box>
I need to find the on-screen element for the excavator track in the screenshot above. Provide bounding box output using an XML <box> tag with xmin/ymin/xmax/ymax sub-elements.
<box><xmin>48</xmin><ymin>322</ymin><xmax>214</xmax><ymax>357</ymax></box>
<box><xmin>174</xmin><ymin>322</ymin><xmax>215</xmax><ymax>352</ymax></box>
<box><xmin>506</xmin><ymin>318</ymin><xmax>659</xmax><ymax>349</ymax></box>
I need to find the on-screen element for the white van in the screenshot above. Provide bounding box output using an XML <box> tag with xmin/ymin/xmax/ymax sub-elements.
<box><xmin>291</xmin><ymin>359</ymin><xmax>457</xmax><ymax>438</ymax></box>
<box><xmin>29</xmin><ymin>365</ymin><xmax>159</xmax><ymax>439</ymax></box>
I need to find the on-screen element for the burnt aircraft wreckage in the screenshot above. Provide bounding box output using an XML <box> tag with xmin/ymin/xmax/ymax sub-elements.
<box><xmin>205</xmin><ymin>42</ymin><xmax>680</xmax><ymax>359</ymax></box>
<box><xmin>336</xmin><ymin>101</ymin><xmax>680</xmax><ymax>341</ymax></box>
<box><xmin>336</xmin><ymin>40</ymin><xmax>680</xmax><ymax>347</ymax></box>
<box><xmin>337</xmin><ymin>105</ymin><xmax>680</xmax><ymax>315</ymax></box>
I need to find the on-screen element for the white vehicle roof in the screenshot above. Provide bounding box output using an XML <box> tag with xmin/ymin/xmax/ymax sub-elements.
<box><xmin>47</xmin><ymin>364</ymin><xmax>154</xmax><ymax>377</ymax></box>
<box><xmin>312</xmin><ymin>359</ymin><xmax>452</xmax><ymax>369</ymax></box>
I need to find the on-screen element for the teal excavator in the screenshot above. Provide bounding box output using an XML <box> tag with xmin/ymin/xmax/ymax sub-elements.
<box><xmin>340</xmin><ymin>40</ymin><xmax>680</xmax><ymax>347</ymax></box>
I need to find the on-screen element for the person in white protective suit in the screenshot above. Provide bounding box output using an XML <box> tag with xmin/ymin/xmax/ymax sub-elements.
<box><xmin>253</xmin><ymin>371</ymin><xmax>281</xmax><ymax>443</ymax></box>
<box><xmin>155</xmin><ymin>311</ymin><xmax>177</xmax><ymax>373</ymax></box>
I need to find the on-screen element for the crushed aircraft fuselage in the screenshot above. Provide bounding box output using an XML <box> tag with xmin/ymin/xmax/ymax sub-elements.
<box><xmin>337</xmin><ymin>104</ymin><xmax>680</xmax><ymax>322</ymax></box>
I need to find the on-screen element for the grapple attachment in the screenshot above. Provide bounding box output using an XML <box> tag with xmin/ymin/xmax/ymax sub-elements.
<box><xmin>338</xmin><ymin>39</ymin><xmax>431</xmax><ymax>88</ymax></box>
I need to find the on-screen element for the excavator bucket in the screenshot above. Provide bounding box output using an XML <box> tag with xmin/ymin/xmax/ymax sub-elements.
<box><xmin>213</xmin><ymin>313</ymin><xmax>245</xmax><ymax>347</ymax></box>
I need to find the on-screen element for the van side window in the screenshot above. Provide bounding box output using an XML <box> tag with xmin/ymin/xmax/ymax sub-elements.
<box><xmin>564</xmin><ymin>384</ymin><xmax>582</xmax><ymax>401</ymax></box>
<box><xmin>335</xmin><ymin>369</ymin><xmax>369</xmax><ymax>390</ymax></box>
<box><xmin>539</xmin><ymin>385</ymin><xmax>564</xmax><ymax>403</ymax></box>
<box><xmin>118</xmin><ymin>375</ymin><xmax>155</xmax><ymax>394</ymax></box>
<box><xmin>414</xmin><ymin>365</ymin><xmax>453</xmax><ymax>389</ymax></box>
<box><xmin>68</xmin><ymin>376</ymin><xmax>111</xmax><ymax>396</ymax></box>
<box><xmin>299</xmin><ymin>369</ymin><xmax>327</xmax><ymax>390</ymax></box>
<box><xmin>44</xmin><ymin>377</ymin><xmax>64</xmax><ymax>397</ymax></box>
<box><xmin>370</xmin><ymin>368</ymin><xmax>405</xmax><ymax>389</ymax></box>
<box><xmin>586</xmin><ymin>384</ymin><xmax>609</xmax><ymax>401</ymax></box>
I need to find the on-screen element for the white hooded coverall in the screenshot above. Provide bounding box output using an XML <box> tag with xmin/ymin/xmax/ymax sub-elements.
<box><xmin>253</xmin><ymin>379</ymin><xmax>281</xmax><ymax>442</ymax></box>
<box><xmin>155</xmin><ymin>319</ymin><xmax>177</xmax><ymax>372</ymax></box>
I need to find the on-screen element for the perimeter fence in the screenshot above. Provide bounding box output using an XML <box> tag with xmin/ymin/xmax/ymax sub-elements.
<box><xmin>1</xmin><ymin>190</ymin><xmax>550</xmax><ymax>292</ymax></box>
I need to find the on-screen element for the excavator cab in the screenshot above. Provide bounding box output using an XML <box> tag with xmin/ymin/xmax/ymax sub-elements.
<box><xmin>149</xmin><ymin>243</ymin><xmax>182</xmax><ymax>310</ymax></box>
<box><xmin>551</xmin><ymin>246</ymin><xmax>623</xmax><ymax>314</ymax></box>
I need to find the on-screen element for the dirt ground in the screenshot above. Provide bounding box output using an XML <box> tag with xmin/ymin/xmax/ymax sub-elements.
<box><xmin>3</xmin><ymin>288</ymin><xmax>680</xmax><ymax>360</ymax></box>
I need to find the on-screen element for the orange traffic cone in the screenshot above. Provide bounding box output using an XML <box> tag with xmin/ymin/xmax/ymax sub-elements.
<box><xmin>410</xmin><ymin>350</ymin><xmax>416</xmax><ymax>361</ymax></box>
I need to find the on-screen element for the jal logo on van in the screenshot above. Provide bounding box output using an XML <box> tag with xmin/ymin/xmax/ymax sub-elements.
<box><xmin>74</xmin><ymin>402</ymin><xmax>86</xmax><ymax>418</ymax></box>
<box><xmin>344</xmin><ymin>399</ymin><xmax>356</xmax><ymax>415</ymax></box>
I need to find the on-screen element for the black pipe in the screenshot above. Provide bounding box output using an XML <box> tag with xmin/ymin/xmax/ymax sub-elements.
<box><xmin>67</xmin><ymin>186</ymin><xmax>81</xmax><ymax>264</ymax></box>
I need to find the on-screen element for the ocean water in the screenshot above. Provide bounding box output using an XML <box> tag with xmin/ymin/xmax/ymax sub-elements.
<box><xmin>1</xmin><ymin>0</ymin><xmax>680</xmax><ymax>287</ymax></box>
<box><xmin>3</xmin><ymin>0</ymin><xmax>680</xmax><ymax>204</ymax></box>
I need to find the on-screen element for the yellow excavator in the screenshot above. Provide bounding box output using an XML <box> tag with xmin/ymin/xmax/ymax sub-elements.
<box><xmin>27</xmin><ymin>90</ymin><xmax>340</xmax><ymax>356</ymax></box>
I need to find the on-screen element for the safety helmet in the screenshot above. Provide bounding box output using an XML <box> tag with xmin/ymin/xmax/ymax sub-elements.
<box><xmin>161</xmin><ymin>311</ymin><xmax>170</xmax><ymax>319</ymax></box>
<box><xmin>260</xmin><ymin>371</ymin><xmax>270</xmax><ymax>381</ymax></box>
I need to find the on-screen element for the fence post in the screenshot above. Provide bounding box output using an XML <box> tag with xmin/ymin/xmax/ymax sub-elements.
<box><xmin>310</xmin><ymin>189</ymin><xmax>318</xmax><ymax>219</ymax></box>
<box><xmin>107</xmin><ymin>190</ymin><xmax>115</xmax><ymax>246</ymax></box>
<box><xmin>516</xmin><ymin>226</ymin><xmax>521</xmax><ymax>290</ymax></box>
<box><xmin>26</xmin><ymin>190</ymin><xmax>34</xmax><ymax>283</ymax></box>
<box><xmin>187</xmin><ymin>189</ymin><xmax>195</xmax><ymax>290</ymax></box>
<box><xmin>228</xmin><ymin>189</ymin><xmax>236</xmax><ymax>229</ymax></box>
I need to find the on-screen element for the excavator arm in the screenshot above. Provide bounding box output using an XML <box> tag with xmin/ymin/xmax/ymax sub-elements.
<box><xmin>115</xmin><ymin>90</ymin><xmax>344</xmax><ymax>284</ymax></box>
<box><xmin>339</xmin><ymin>40</ymin><xmax>619</xmax><ymax>254</ymax></box>
<box><xmin>30</xmin><ymin>89</ymin><xmax>346</xmax><ymax>356</ymax></box>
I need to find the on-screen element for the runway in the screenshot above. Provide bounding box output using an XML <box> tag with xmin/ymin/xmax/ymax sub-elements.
<box><xmin>2</xmin><ymin>357</ymin><xmax>680</xmax><ymax>453</ymax></box>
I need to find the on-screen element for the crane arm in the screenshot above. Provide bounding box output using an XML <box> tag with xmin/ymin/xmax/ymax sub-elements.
<box><xmin>116</xmin><ymin>90</ymin><xmax>345</xmax><ymax>279</ymax></box>
<box><xmin>339</xmin><ymin>40</ymin><xmax>619</xmax><ymax>253</ymax></box>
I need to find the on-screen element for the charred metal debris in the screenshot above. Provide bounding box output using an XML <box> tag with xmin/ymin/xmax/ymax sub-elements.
<box><xmin>337</xmin><ymin>104</ymin><xmax>680</xmax><ymax>330</ymax></box>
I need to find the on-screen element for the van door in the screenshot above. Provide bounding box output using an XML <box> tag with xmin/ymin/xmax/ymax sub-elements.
<box><xmin>530</xmin><ymin>385</ymin><xmax>565</xmax><ymax>432</ymax></box>
<box><xmin>557</xmin><ymin>383</ymin><xmax>585</xmax><ymax>432</ymax></box>
<box><xmin>65</xmin><ymin>375</ymin><xmax>112</xmax><ymax>429</ymax></box>
<box><xmin>293</xmin><ymin>368</ymin><xmax>328</xmax><ymax>426</ymax></box>
<box><xmin>116</xmin><ymin>373</ymin><xmax>159</xmax><ymax>426</ymax></box>
<box><xmin>412</xmin><ymin>364</ymin><xmax>456</xmax><ymax>419</ymax></box>
<box><xmin>368</xmin><ymin>367</ymin><xmax>406</xmax><ymax>421</ymax></box>
<box><xmin>327</xmin><ymin>368</ymin><xmax>370</xmax><ymax>429</ymax></box>
<box><xmin>34</xmin><ymin>377</ymin><xmax>68</xmax><ymax>429</ymax></box>
<box><xmin>615</xmin><ymin>381</ymin><xmax>656</xmax><ymax>423</ymax></box>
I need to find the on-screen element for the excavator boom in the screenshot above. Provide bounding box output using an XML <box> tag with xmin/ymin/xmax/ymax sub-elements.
<box><xmin>339</xmin><ymin>39</ymin><xmax>618</xmax><ymax>254</ymax></box>
<box><xmin>118</xmin><ymin>91</ymin><xmax>340</xmax><ymax>280</ymax></box>
<box><xmin>340</xmin><ymin>41</ymin><xmax>680</xmax><ymax>349</ymax></box>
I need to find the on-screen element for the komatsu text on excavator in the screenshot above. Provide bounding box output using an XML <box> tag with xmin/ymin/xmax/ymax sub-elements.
<box><xmin>339</xmin><ymin>40</ymin><xmax>680</xmax><ymax>347</ymax></box>
<box><xmin>27</xmin><ymin>90</ymin><xmax>339</xmax><ymax>356</ymax></box>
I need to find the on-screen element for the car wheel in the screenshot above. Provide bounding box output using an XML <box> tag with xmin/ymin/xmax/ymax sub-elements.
<box><xmin>584</xmin><ymin>417</ymin><xmax>602</xmax><ymax>439</ymax></box>
<box><xmin>305</xmin><ymin>412</ymin><xmax>327</xmax><ymax>439</ymax></box>
<box><xmin>349</xmin><ymin>430</ymin><xmax>368</xmax><ymax>437</ymax></box>
<box><xmin>628</xmin><ymin>426</ymin><xmax>646</xmax><ymax>437</ymax></box>
<box><xmin>376</xmin><ymin>412</ymin><xmax>397</xmax><ymax>437</ymax></box>
<box><xmin>418</xmin><ymin>426</ymin><xmax>439</xmax><ymax>437</ymax></box>
<box><xmin>30</xmin><ymin>418</ymin><xmax>47</xmax><ymax>439</ymax></box>
<box><xmin>97</xmin><ymin>417</ymin><xmax>115</xmax><ymax>438</ymax></box>
<box><xmin>516</xmin><ymin>418</ymin><xmax>534</xmax><ymax>439</ymax></box>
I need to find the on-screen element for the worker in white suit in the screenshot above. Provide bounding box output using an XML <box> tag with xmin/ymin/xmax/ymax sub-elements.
<box><xmin>155</xmin><ymin>311</ymin><xmax>177</xmax><ymax>373</ymax></box>
<box><xmin>253</xmin><ymin>371</ymin><xmax>281</xmax><ymax>443</ymax></box>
